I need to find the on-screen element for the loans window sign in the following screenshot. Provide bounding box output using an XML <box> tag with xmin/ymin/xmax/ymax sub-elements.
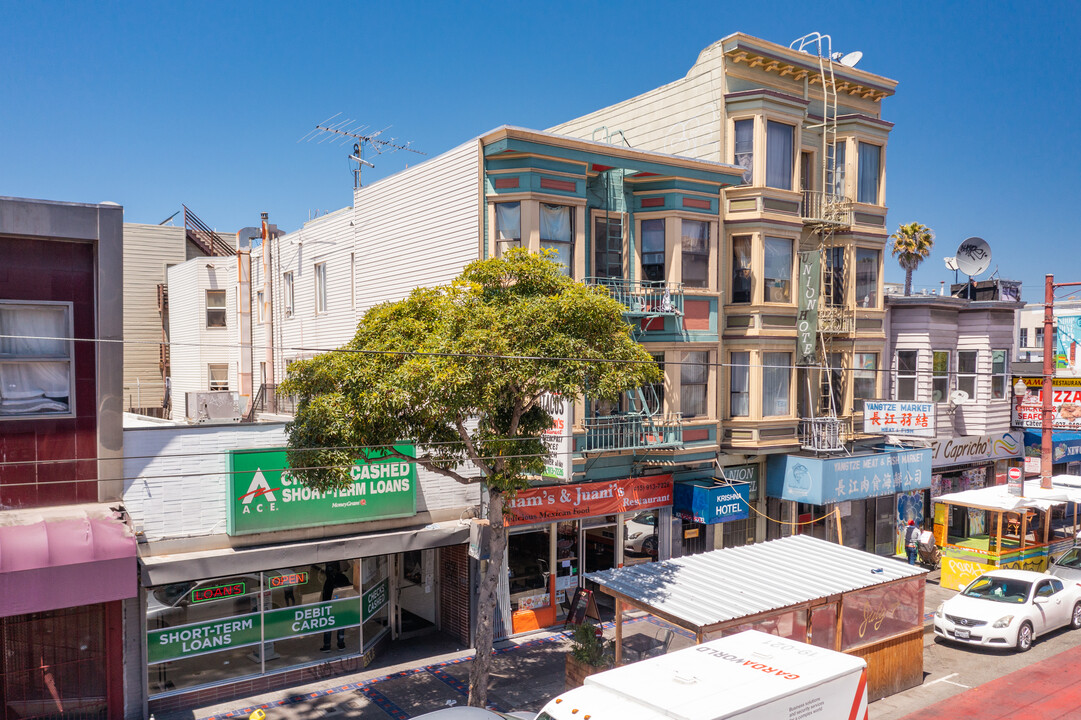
<box><xmin>227</xmin><ymin>445</ymin><xmax>417</xmax><ymax>535</ymax></box>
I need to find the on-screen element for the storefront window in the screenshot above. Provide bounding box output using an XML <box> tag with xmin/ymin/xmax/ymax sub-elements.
<box><xmin>840</xmin><ymin>578</ymin><xmax>922</xmax><ymax>651</ymax></box>
<box><xmin>362</xmin><ymin>556</ymin><xmax>390</xmax><ymax>652</ymax></box>
<box><xmin>623</xmin><ymin>510</ymin><xmax>660</xmax><ymax>564</ymax></box>
<box><xmin>508</xmin><ymin>528</ymin><xmax>552</xmax><ymax>612</ymax></box>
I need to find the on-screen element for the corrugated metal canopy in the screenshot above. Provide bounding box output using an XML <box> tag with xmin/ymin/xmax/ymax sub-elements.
<box><xmin>587</xmin><ymin>534</ymin><xmax>925</xmax><ymax>632</ymax></box>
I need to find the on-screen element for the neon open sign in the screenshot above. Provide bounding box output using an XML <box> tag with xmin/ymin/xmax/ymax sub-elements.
<box><xmin>191</xmin><ymin>582</ymin><xmax>246</xmax><ymax>604</ymax></box>
<box><xmin>269</xmin><ymin>572</ymin><xmax>308</xmax><ymax>588</ymax></box>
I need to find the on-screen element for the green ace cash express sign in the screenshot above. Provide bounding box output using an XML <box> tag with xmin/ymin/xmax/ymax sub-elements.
<box><xmin>227</xmin><ymin>445</ymin><xmax>417</xmax><ymax>535</ymax></box>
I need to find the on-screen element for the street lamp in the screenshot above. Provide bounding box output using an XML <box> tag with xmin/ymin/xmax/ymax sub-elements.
<box><xmin>1014</xmin><ymin>379</ymin><xmax>1028</xmax><ymax>497</ymax></box>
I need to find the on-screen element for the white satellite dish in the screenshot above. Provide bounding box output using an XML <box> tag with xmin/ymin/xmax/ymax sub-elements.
<box><xmin>955</xmin><ymin>237</ymin><xmax>992</xmax><ymax>277</ymax></box>
<box><xmin>944</xmin><ymin>257</ymin><xmax>959</xmax><ymax>271</ymax></box>
<box><xmin>950</xmin><ymin>390</ymin><xmax>970</xmax><ymax>405</ymax></box>
<box><xmin>839</xmin><ymin>51</ymin><xmax>863</xmax><ymax>67</ymax></box>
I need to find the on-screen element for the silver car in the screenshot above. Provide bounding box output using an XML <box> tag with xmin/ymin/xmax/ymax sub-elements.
<box><xmin>1049</xmin><ymin>546</ymin><xmax>1081</xmax><ymax>584</ymax></box>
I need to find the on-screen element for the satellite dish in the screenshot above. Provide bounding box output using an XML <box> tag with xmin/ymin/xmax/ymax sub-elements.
<box><xmin>839</xmin><ymin>51</ymin><xmax>863</xmax><ymax>67</ymax></box>
<box><xmin>944</xmin><ymin>257</ymin><xmax>959</xmax><ymax>271</ymax></box>
<box><xmin>950</xmin><ymin>390</ymin><xmax>970</xmax><ymax>405</ymax></box>
<box><xmin>955</xmin><ymin>237</ymin><xmax>992</xmax><ymax>277</ymax></box>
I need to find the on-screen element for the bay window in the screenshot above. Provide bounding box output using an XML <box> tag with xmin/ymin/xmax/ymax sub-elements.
<box><xmin>957</xmin><ymin>351</ymin><xmax>977</xmax><ymax>399</ymax></box>
<box><xmin>857</xmin><ymin>142</ymin><xmax>881</xmax><ymax>204</ymax></box>
<box><xmin>734</xmin><ymin>119</ymin><xmax>753</xmax><ymax>185</ymax></box>
<box><xmin>932</xmin><ymin>351</ymin><xmax>950</xmax><ymax>402</ymax></box>
<box><xmin>641</xmin><ymin>219</ymin><xmax>666</xmax><ymax>283</ymax></box>
<box><xmin>830</xmin><ymin>141</ymin><xmax>846</xmax><ymax>196</ymax></box>
<box><xmin>825</xmin><ymin>247</ymin><xmax>846</xmax><ymax>307</ymax></box>
<box><xmin>0</xmin><ymin>301</ymin><xmax>73</xmax><ymax>417</ymax></box>
<box><xmin>853</xmin><ymin>353</ymin><xmax>877</xmax><ymax>411</ymax></box>
<box><xmin>206</xmin><ymin>290</ymin><xmax>227</xmax><ymax>328</ymax></box>
<box><xmin>763</xmin><ymin>237</ymin><xmax>793</xmax><ymax>303</ymax></box>
<box><xmin>730</xmin><ymin>351</ymin><xmax>750</xmax><ymax>417</ymax></box>
<box><xmin>895</xmin><ymin>350</ymin><xmax>917</xmax><ymax>401</ymax></box>
<box><xmin>731</xmin><ymin>235</ymin><xmax>752</xmax><ymax>303</ymax></box>
<box><xmin>992</xmin><ymin>350</ymin><xmax>1008</xmax><ymax>399</ymax></box>
<box><xmin>854</xmin><ymin>248</ymin><xmax>880</xmax><ymax>308</ymax></box>
<box><xmin>762</xmin><ymin>352</ymin><xmax>791</xmax><ymax>417</ymax></box>
<box><xmin>681</xmin><ymin>220</ymin><xmax>710</xmax><ymax>289</ymax></box>
<box><xmin>540</xmin><ymin>204</ymin><xmax>573</xmax><ymax>277</ymax></box>
<box><xmin>766</xmin><ymin>121</ymin><xmax>794</xmax><ymax>190</ymax></box>
<box><xmin>680</xmin><ymin>351</ymin><xmax>709</xmax><ymax>418</ymax></box>
<box><xmin>594</xmin><ymin>216</ymin><xmax>623</xmax><ymax>279</ymax></box>
<box><xmin>495</xmin><ymin>202</ymin><xmax>521</xmax><ymax>256</ymax></box>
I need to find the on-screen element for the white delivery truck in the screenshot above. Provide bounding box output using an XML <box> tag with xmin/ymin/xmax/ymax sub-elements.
<box><xmin>537</xmin><ymin>630</ymin><xmax>867</xmax><ymax>720</ymax></box>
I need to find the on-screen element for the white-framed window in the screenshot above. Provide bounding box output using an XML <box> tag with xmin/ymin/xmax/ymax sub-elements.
<box><xmin>763</xmin><ymin>236</ymin><xmax>793</xmax><ymax>303</ymax></box>
<box><xmin>992</xmin><ymin>350</ymin><xmax>1009</xmax><ymax>399</ymax></box>
<box><xmin>208</xmin><ymin>364</ymin><xmax>229</xmax><ymax>391</ymax></box>
<box><xmin>681</xmin><ymin>219</ymin><xmax>710</xmax><ymax>290</ymax></box>
<box><xmin>641</xmin><ymin>218</ymin><xmax>666</xmax><ymax>283</ymax></box>
<box><xmin>932</xmin><ymin>350</ymin><xmax>950</xmax><ymax>403</ymax></box>
<box><xmin>855</xmin><ymin>248</ymin><xmax>880</xmax><ymax>308</ymax></box>
<box><xmin>539</xmin><ymin>203</ymin><xmax>573</xmax><ymax>277</ymax></box>
<box><xmin>0</xmin><ymin>301</ymin><xmax>74</xmax><ymax>418</ymax></box>
<box><xmin>957</xmin><ymin>350</ymin><xmax>977</xmax><ymax>399</ymax></box>
<box><xmin>895</xmin><ymin>350</ymin><xmax>918</xmax><ymax>401</ymax></box>
<box><xmin>830</xmin><ymin>140</ymin><xmax>847</xmax><ymax>196</ymax></box>
<box><xmin>730</xmin><ymin>351</ymin><xmax>750</xmax><ymax>417</ymax></box>
<box><xmin>283</xmin><ymin>271</ymin><xmax>294</xmax><ymax>318</ymax></box>
<box><xmin>206</xmin><ymin>290</ymin><xmax>227</xmax><ymax>328</ymax></box>
<box><xmin>680</xmin><ymin>351</ymin><xmax>709</xmax><ymax>419</ymax></box>
<box><xmin>857</xmin><ymin>142</ymin><xmax>882</xmax><ymax>204</ymax></box>
<box><xmin>256</xmin><ymin>290</ymin><xmax>265</xmax><ymax>324</ymax></box>
<box><xmin>766</xmin><ymin>120</ymin><xmax>795</xmax><ymax>190</ymax></box>
<box><xmin>495</xmin><ymin>202</ymin><xmax>521</xmax><ymax>256</ymax></box>
<box><xmin>853</xmin><ymin>352</ymin><xmax>877</xmax><ymax>412</ymax></box>
<box><xmin>314</xmin><ymin>261</ymin><xmax>327</xmax><ymax>314</ymax></box>
<box><xmin>1020</xmin><ymin>328</ymin><xmax>1029</xmax><ymax>348</ymax></box>
<box><xmin>733</xmin><ymin>118</ymin><xmax>753</xmax><ymax>185</ymax></box>
<box><xmin>762</xmin><ymin>352</ymin><xmax>791</xmax><ymax>417</ymax></box>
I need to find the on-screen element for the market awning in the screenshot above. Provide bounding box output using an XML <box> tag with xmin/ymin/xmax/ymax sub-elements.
<box><xmin>139</xmin><ymin>518</ymin><xmax>469</xmax><ymax>586</ymax></box>
<box><xmin>935</xmin><ymin>480</ymin><xmax>1081</xmax><ymax>512</ymax></box>
<box><xmin>586</xmin><ymin>534</ymin><xmax>924</xmax><ymax>633</ymax></box>
<box><xmin>0</xmin><ymin>504</ymin><xmax>137</xmax><ymax>617</ymax></box>
<box><xmin>1024</xmin><ymin>430</ymin><xmax>1081</xmax><ymax>465</ymax></box>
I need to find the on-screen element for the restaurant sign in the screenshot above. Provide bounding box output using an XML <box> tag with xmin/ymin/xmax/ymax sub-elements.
<box><xmin>227</xmin><ymin>445</ymin><xmax>417</xmax><ymax>535</ymax></box>
<box><xmin>1013</xmin><ymin>377</ymin><xmax>1081</xmax><ymax>430</ymax></box>
<box><xmin>767</xmin><ymin>448</ymin><xmax>932</xmax><ymax>505</ymax></box>
<box><xmin>505</xmin><ymin>475</ymin><xmax>673</xmax><ymax>527</ymax></box>
<box><xmin>931</xmin><ymin>431</ymin><xmax>1022</xmax><ymax>468</ymax></box>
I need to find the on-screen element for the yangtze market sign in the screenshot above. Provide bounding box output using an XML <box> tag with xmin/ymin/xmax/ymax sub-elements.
<box><xmin>147</xmin><ymin>585</ymin><xmax>390</xmax><ymax>664</ymax></box>
<box><xmin>227</xmin><ymin>446</ymin><xmax>417</xmax><ymax>535</ymax></box>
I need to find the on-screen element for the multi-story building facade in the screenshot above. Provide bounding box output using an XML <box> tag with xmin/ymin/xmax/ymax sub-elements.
<box><xmin>885</xmin><ymin>294</ymin><xmax>1024</xmax><ymax>549</ymax></box>
<box><xmin>0</xmin><ymin>196</ymin><xmax>138</xmax><ymax>719</ymax></box>
<box><xmin>551</xmin><ymin>33</ymin><xmax>926</xmax><ymax>554</ymax></box>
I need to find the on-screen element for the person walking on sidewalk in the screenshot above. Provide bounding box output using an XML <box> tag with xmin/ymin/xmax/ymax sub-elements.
<box><xmin>904</xmin><ymin>520</ymin><xmax>920</xmax><ymax>565</ymax></box>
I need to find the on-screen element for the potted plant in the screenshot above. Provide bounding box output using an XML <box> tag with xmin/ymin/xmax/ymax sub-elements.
<box><xmin>564</xmin><ymin>622</ymin><xmax>613</xmax><ymax>689</ymax></box>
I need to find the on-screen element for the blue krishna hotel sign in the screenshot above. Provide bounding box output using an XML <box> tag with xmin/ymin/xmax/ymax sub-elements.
<box><xmin>766</xmin><ymin>447</ymin><xmax>932</xmax><ymax>505</ymax></box>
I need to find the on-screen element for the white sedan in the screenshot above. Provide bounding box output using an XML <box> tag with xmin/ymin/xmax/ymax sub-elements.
<box><xmin>934</xmin><ymin>569</ymin><xmax>1081</xmax><ymax>652</ymax></box>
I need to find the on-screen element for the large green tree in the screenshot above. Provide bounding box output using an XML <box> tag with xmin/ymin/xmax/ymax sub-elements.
<box><xmin>279</xmin><ymin>249</ymin><xmax>659</xmax><ymax>707</ymax></box>
<box><xmin>889</xmin><ymin>222</ymin><xmax>935</xmax><ymax>296</ymax></box>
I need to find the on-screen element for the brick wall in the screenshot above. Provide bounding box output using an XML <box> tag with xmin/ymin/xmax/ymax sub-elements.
<box><xmin>439</xmin><ymin>544</ymin><xmax>471</xmax><ymax>646</ymax></box>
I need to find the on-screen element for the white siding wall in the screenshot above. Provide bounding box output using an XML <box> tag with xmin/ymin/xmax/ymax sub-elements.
<box><xmin>122</xmin><ymin>224</ymin><xmax>190</xmax><ymax>410</ymax></box>
<box><xmin>124</xmin><ymin>423</ymin><xmax>480</xmax><ymax>542</ymax></box>
<box><xmin>166</xmin><ymin>256</ymin><xmax>240</xmax><ymax>420</ymax></box>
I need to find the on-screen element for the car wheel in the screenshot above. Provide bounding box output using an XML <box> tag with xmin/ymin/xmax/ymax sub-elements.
<box><xmin>1072</xmin><ymin>603</ymin><xmax>1081</xmax><ymax>630</ymax></box>
<box><xmin>642</xmin><ymin>536</ymin><xmax>658</xmax><ymax>557</ymax></box>
<box><xmin>1016</xmin><ymin>621</ymin><xmax>1034</xmax><ymax>652</ymax></box>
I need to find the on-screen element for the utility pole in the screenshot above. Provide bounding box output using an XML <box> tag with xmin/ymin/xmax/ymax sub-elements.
<box><xmin>1041</xmin><ymin>274</ymin><xmax>1081</xmax><ymax>489</ymax></box>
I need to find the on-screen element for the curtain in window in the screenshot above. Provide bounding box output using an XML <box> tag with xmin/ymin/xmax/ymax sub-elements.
<box><xmin>681</xmin><ymin>220</ymin><xmax>709</xmax><ymax>289</ymax></box>
<box><xmin>762</xmin><ymin>352</ymin><xmax>791</xmax><ymax>417</ymax></box>
<box><xmin>540</xmin><ymin>204</ymin><xmax>572</xmax><ymax>276</ymax></box>
<box><xmin>734</xmin><ymin>119</ymin><xmax>753</xmax><ymax>185</ymax></box>
<box><xmin>732</xmin><ymin>236</ymin><xmax>752</xmax><ymax>303</ymax></box>
<box><xmin>831</xmin><ymin>141</ymin><xmax>846</xmax><ymax>196</ymax></box>
<box><xmin>766</xmin><ymin>121</ymin><xmax>794</xmax><ymax>190</ymax></box>
<box><xmin>763</xmin><ymin>237</ymin><xmax>792</xmax><ymax>302</ymax></box>
<box><xmin>730</xmin><ymin>352</ymin><xmax>750</xmax><ymax>417</ymax></box>
<box><xmin>857</xmin><ymin>143</ymin><xmax>880</xmax><ymax>204</ymax></box>
<box><xmin>855</xmin><ymin>249</ymin><xmax>879</xmax><ymax>307</ymax></box>
<box><xmin>496</xmin><ymin>202</ymin><xmax>522</xmax><ymax>242</ymax></box>
<box><xmin>681</xmin><ymin>351</ymin><xmax>708</xmax><ymax>418</ymax></box>
<box><xmin>0</xmin><ymin>305</ymin><xmax>70</xmax><ymax>413</ymax></box>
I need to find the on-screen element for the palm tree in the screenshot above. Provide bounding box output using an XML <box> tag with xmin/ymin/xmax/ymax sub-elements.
<box><xmin>890</xmin><ymin>222</ymin><xmax>935</xmax><ymax>296</ymax></box>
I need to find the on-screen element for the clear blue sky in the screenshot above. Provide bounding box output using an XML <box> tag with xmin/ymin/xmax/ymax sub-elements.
<box><xmin>2</xmin><ymin>1</ymin><xmax>1078</xmax><ymax>301</ymax></box>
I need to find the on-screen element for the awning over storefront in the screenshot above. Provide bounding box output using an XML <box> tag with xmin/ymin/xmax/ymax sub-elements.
<box><xmin>1024</xmin><ymin>430</ymin><xmax>1081</xmax><ymax>465</ymax></box>
<box><xmin>766</xmin><ymin>447</ymin><xmax>932</xmax><ymax>505</ymax></box>
<box><xmin>0</xmin><ymin>504</ymin><xmax>137</xmax><ymax>617</ymax></box>
<box><xmin>139</xmin><ymin>518</ymin><xmax>469</xmax><ymax>587</ymax></box>
<box><xmin>936</xmin><ymin>478</ymin><xmax>1081</xmax><ymax>512</ymax></box>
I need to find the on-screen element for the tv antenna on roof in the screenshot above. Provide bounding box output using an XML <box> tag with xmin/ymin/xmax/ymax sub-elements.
<box><xmin>300</xmin><ymin>113</ymin><xmax>426</xmax><ymax>189</ymax></box>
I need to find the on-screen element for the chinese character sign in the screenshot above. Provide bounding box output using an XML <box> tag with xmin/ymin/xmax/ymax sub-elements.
<box><xmin>767</xmin><ymin>448</ymin><xmax>932</xmax><ymax>505</ymax></box>
<box><xmin>863</xmin><ymin>401</ymin><xmax>935</xmax><ymax>437</ymax></box>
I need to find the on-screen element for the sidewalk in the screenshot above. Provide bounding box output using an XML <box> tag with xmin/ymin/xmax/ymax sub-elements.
<box><xmin>162</xmin><ymin>563</ymin><xmax>953</xmax><ymax>720</ymax></box>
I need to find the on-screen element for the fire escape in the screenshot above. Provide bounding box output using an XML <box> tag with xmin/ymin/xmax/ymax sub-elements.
<box><xmin>793</xmin><ymin>34</ymin><xmax>854</xmax><ymax>453</ymax></box>
<box><xmin>582</xmin><ymin>144</ymin><xmax>683</xmax><ymax>452</ymax></box>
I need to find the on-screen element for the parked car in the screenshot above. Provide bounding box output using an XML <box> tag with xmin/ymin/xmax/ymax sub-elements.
<box><xmin>933</xmin><ymin>569</ymin><xmax>1081</xmax><ymax>652</ymax></box>
<box><xmin>624</xmin><ymin>511</ymin><xmax>659</xmax><ymax>557</ymax></box>
<box><xmin>1049</xmin><ymin>545</ymin><xmax>1081</xmax><ymax>583</ymax></box>
<box><xmin>414</xmin><ymin>708</ymin><xmax>534</xmax><ymax>720</ymax></box>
